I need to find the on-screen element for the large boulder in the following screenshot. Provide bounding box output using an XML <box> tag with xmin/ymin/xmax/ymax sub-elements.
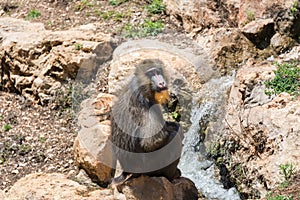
<box><xmin>0</xmin><ymin>17</ymin><xmax>114</xmax><ymax>104</ymax></box>
<box><xmin>74</xmin><ymin>93</ymin><xmax>116</xmax><ymax>186</ymax></box>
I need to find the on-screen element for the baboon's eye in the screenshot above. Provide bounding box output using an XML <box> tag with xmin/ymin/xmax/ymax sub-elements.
<box><xmin>145</xmin><ymin>68</ymin><xmax>162</xmax><ymax>77</ymax></box>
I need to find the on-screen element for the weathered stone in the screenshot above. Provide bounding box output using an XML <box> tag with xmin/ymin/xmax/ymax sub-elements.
<box><xmin>271</xmin><ymin>33</ymin><xmax>295</xmax><ymax>53</ymax></box>
<box><xmin>0</xmin><ymin>17</ymin><xmax>113</xmax><ymax>104</ymax></box>
<box><xmin>78</xmin><ymin>93</ymin><xmax>115</xmax><ymax>128</ymax></box>
<box><xmin>74</xmin><ymin>93</ymin><xmax>115</xmax><ymax>186</ymax></box>
<box><xmin>279</xmin><ymin>45</ymin><xmax>300</xmax><ymax>61</ymax></box>
<box><xmin>116</xmin><ymin>176</ymin><xmax>198</xmax><ymax>200</ymax></box>
<box><xmin>164</xmin><ymin>0</ymin><xmax>239</xmax><ymax>32</ymax></box>
<box><xmin>0</xmin><ymin>190</ymin><xmax>5</xmax><ymax>200</ymax></box>
<box><xmin>197</xmin><ymin>28</ymin><xmax>257</xmax><ymax>74</ymax></box>
<box><xmin>74</xmin><ymin>121</ymin><xmax>115</xmax><ymax>186</ymax></box>
<box><xmin>223</xmin><ymin>59</ymin><xmax>300</xmax><ymax>198</ymax></box>
<box><xmin>6</xmin><ymin>173</ymin><xmax>114</xmax><ymax>200</ymax></box>
<box><xmin>109</xmin><ymin>39</ymin><xmax>213</xmax><ymax>94</ymax></box>
<box><xmin>238</xmin><ymin>0</ymin><xmax>294</xmax><ymax>27</ymax></box>
<box><xmin>242</xmin><ymin>18</ymin><xmax>275</xmax><ymax>49</ymax></box>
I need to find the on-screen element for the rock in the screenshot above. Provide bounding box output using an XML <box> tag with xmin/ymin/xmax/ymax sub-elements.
<box><xmin>6</xmin><ymin>173</ymin><xmax>114</xmax><ymax>200</ymax></box>
<box><xmin>279</xmin><ymin>45</ymin><xmax>300</xmax><ymax>61</ymax></box>
<box><xmin>0</xmin><ymin>190</ymin><xmax>5</xmax><ymax>199</ymax></box>
<box><xmin>242</xmin><ymin>18</ymin><xmax>275</xmax><ymax>50</ymax></box>
<box><xmin>0</xmin><ymin>17</ymin><xmax>114</xmax><ymax>104</ymax></box>
<box><xmin>197</xmin><ymin>28</ymin><xmax>257</xmax><ymax>74</ymax></box>
<box><xmin>74</xmin><ymin>93</ymin><xmax>116</xmax><ymax>186</ymax></box>
<box><xmin>78</xmin><ymin>93</ymin><xmax>114</xmax><ymax>128</ymax></box>
<box><xmin>109</xmin><ymin>39</ymin><xmax>213</xmax><ymax>94</ymax></box>
<box><xmin>164</xmin><ymin>0</ymin><xmax>239</xmax><ymax>32</ymax></box>
<box><xmin>271</xmin><ymin>33</ymin><xmax>295</xmax><ymax>53</ymax></box>
<box><xmin>238</xmin><ymin>0</ymin><xmax>294</xmax><ymax>27</ymax></box>
<box><xmin>222</xmin><ymin>59</ymin><xmax>300</xmax><ymax>198</ymax></box>
<box><xmin>115</xmin><ymin>176</ymin><xmax>198</xmax><ymax>200</ymax></box>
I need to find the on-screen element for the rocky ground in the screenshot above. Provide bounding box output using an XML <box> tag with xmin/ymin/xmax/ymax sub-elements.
<box><xmin>0</xmin><ymin>0</ymin><xmax>179</xmax><ymax>192</ymax></box>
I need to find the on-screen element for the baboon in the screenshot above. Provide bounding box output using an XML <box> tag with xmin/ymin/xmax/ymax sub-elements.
<box><xmin>110</xmin><ymin>59</ymin><xmax>183</xmax><ymax>183</ymax></box>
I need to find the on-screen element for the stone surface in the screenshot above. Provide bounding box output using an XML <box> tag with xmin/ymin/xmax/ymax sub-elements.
<box><xmin>196</xmin><ymin>28</ymin><xmax>257</xmax><ymax>74</ymax></box>
<box><xmin>0</xmin><ymin>190</ymin><xmax>4</xmax><ymax>199</ymax></box>
<box><xmin>242</xmin><ymin>18</ymin><xmax>275</xmax><ymax>50</ymax></box>
<box><xmin>270</xmin><ymin>33</ymin><xmax>295</xmax><ymax>53</ymax></box>
<box><xmin>116</xmin><ymin>176</ymin><xmax>198</xmax><ymax>200</ymax></box>
<box><xmin>0</xmin><ymin>17</ymin><xmax>113</xmax><ymax>104</ymax></box>
<box><xmin>5</xmin><ymin>173</ymin><xmax>114</xmax><ymax>200</ymax></box>
<box><xmin>74</xmin><ymin>93</ymin><xmax>116</xmax><ymax>186</ymax></box>
<box><xmin>164</xmin><ymin>0</ymin><xmax>240</xmax><ymax>32</ymax></box>
<box><xmin>109</xmin><ymin>39</ymin><xmax>213</xmax><ymax>94</ymax></box>
<box><xmin>238</xmin><ymin>0</ymin><xmax>295</xmax><ymax>27</ymax></box>
<box><xmin>222</xmin><ymin>58</ymin><xmax>300</xmax><ymax>198</ymax></box>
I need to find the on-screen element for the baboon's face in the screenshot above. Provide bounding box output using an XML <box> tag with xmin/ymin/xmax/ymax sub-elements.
<box><xmin>145</xmin><ymin>67</ymin><xmax>170</xmax><ymax>105</ymax></box>
<box><xmin>145</xmin><ymin>67</ymin><xmax>167</xmax><ymax>92</ymax></box>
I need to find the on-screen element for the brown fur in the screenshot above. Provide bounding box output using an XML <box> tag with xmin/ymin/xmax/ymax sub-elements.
<box><xmin>110</xmin><ymin>59</ymin><xmax>182</xmax><ymax>182</ymax></box>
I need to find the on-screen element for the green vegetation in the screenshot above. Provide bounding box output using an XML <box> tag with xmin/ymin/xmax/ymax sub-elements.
<box><xmin>145</xmin><ymin>0</ymin><xmax>166</xmax><ymax>14</ymax></box>
<box><xmin>265</xmin><ymin>61</ymin><xmax>300</xmax><ymax>96</ymax></box>
<box><xmin>3</xmin><ymin>124</ymin><xmax>12</xmax><ymax>132</ymax></box>
<box><xmin>96</xmin><ymin>10</ymin><xmax>115</xmax><ymax>19</ymax></box>
<box><xmin>95</xmin><ymin>10</ymin><xmax>129</xmax><ymax>22</ymax></box>
<box><xmin>290</xmin><ymin>1</ymin><xmax>299</xmax><ymax>17</ymax></box>
<box><xmin>266</xmin><ymin>193</ymin><xmax>293</xmax><ymax>200</ymax></box>
<box><xmin>171</xmin><ymin>111</ymin><xmax>180</xmax><ymax>122</ymax></box>
<box><xmin>74</xmin><ymin>43</ymin><xmax>83</xmax><ymax>51</ymax></box>
<box><xmin>141</xmin><ymin>20</ymin><xmax>163</xmax><ymax>36</ymax></box>
<box><xmin>39</xmin><ymin>137</ymin><xmax>47</xmax><ymax>143</ymax></box>
<box><xmin>109</xmin><ymin>0</ymin><xmax>128</xmax><ymax>6</ymax></box>
<box><xmin>0</xmin><ymin>115</ymin><xmax>2</xmax><ymax>120</ymax></box>
<box><xmin>279</xmin><ymin>163</ymin><xmax>296</xmax><ymax>188</ymax></box>
<box><xmin>246</xmin><ymin>10</ymin><xmax>255</xmax><ymax>23</ymax></box>
<box><xmin>76</xmin><ymin>0</ymin><xmax>93</xmax><ymax>11</ymax></box>
<box><xmin>26</xmin><ymin>9</ymin><xmax>41</xmax><ymax>20</ymax></box>
<box><xmin>124</xmin><ymin>20</ymin><xmax>164</xmax><ymax>37</ymax></box>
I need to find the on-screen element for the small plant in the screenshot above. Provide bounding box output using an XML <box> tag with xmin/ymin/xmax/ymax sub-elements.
<box><xmin>265</xmin><ymin>61</ymin><xmax>300</xmax><ymax>96</ymax></box>
<box><xmin>109</xmin><ymin>0</ymin><xmax>128</xmax><ymax>6</ymax></box>
<box><xmin>123</xmin><ymin>20</ymin><xmax>164</xmax><ymax>37</ymax></box>
<box><xmin>113</xmin><ymin>12</ymin><xmax>124</xmax><ymax>22</ymax></box>
<box><xmin>3</xmin><ymin>124</ymin><xmax>11</xmax><ymax>132</ymax></box>
<box><xmin>76</xmin><ymin>0</ymin><xmax>93</xmax><ymax>11</ymax></box>
<box><xmin>96</xmin><ymin>10</ymin><xmax>115</xmax><ymax>20</ymax></box>
<box><xmin>39</xmin><ymin>137</ymin><xmax>46</xmax><ymax>143</ymax></box>
<box><xmin>246</xmin><ymin>10</ymin><xmax>255</xmax><ymax>23</ymax></box>
<box><xmin>141</xmin><ymin>20</ymin><xmax>164</xmax><ymax>36</ymax></box>
<box><xmin>74</xmin><ymin>43</ymin><xmax>83</xmax><ymax>51</ymax></box>
<box><xmin>171</xmin><ymin>111</ymin><xmax>180</xmax><ymax>122</ymax></box>
<box><xmin>266</xmin><ymin>193</ymin><xmax>293</xmax><ymax>200</ymax></box>
<box><xmin>145</xmin><ymin>0</ymin><xmax>166</xmax><ymax>14</ymax></box>
<box><xmin>0</xmin><ymin>115</ymin><xmax>2</xmax><ymax>120</ymax></box>
<box><xmin>279</xmin><ymin>163</ymin><xmax>296</xmax><ymax>187</ymax></box>
<box><xmin>26</xmin><ymin>9</ymin><xmax>41</xmax><ymax>20</ymax></box>
<box><xmin>290</xmin><ymin>1</ymin><xmax>299</xmax><ymax>17</ymax></box>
